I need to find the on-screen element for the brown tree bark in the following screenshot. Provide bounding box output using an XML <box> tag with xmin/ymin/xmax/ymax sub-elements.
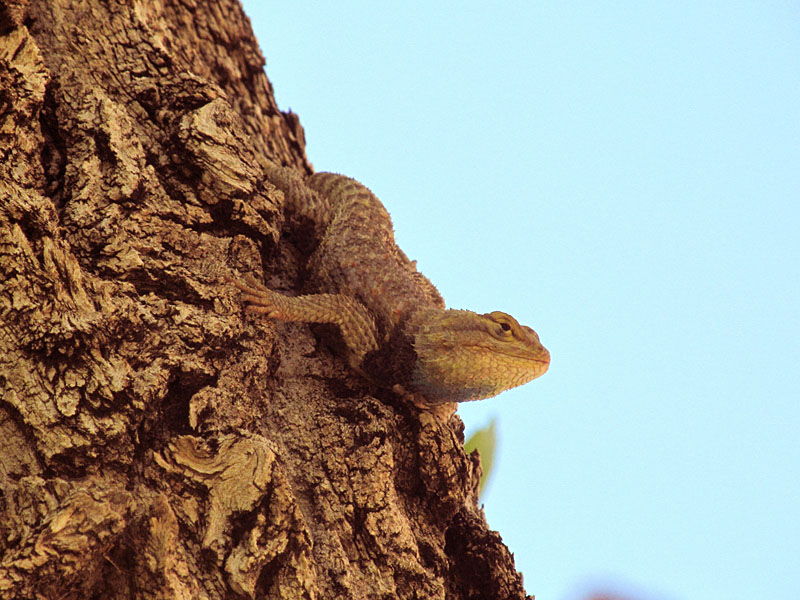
<box><xmin>0</xmin><ymin>1</ymin><xmax>531</xmax><ymax>598</ymax></box>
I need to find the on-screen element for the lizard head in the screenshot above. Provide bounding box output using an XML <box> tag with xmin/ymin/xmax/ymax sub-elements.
<box><xmin>408</xmin><ymin>309</ymin><xmax>550</xmax><ymax>404</ymax></box>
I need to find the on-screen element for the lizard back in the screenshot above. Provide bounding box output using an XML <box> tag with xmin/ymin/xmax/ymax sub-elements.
<box><xmin>306</xmin><ymin>173</ymin><xmax>445</xmax><ymax>339</ymax></box>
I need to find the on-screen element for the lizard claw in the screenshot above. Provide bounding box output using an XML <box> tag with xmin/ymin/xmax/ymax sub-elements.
<box><xmin>226</xmin><ymin>272</ymin><xmax>283</xmax><ymax>316</ymax></box>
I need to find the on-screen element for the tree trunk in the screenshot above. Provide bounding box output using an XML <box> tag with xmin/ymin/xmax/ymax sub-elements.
<box><xmin>0</xmin><ymin>1</ymin><xmax>531</xmax><ymax>598</ymax></box>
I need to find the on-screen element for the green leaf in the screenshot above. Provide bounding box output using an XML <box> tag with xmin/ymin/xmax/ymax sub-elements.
<box><xmin>464</xmin><ymin>417</ymin><xmax>497</xmax><ymax>498</ymax></box>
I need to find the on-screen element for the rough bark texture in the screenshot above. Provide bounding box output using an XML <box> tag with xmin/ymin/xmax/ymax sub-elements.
<box><xmin>0</xmin><ymin>1</ymin><xmax>531</xmax><ymax>598</ymax></box>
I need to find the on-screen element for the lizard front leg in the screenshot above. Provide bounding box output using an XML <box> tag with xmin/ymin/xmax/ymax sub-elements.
<box><xmin>228</xmin><ymin>274</ymin><xmax>379</xmax><ymax>369</ymax></box>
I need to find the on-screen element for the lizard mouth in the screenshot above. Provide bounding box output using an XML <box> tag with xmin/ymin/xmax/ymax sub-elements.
<box><xmin>465</xmin><ymin>343</ymin><xmax>550</xmax><ymax>363</ymax></box>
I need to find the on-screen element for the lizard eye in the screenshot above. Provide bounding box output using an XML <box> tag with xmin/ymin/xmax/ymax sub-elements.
<box><xmin>492</xmin><ymin>319</ymin><xmax>514</xmax><ymax>339</ymax></box>
<box><xmin>487</xmin><ymin>311</ymin><xmax>519</xmax><ymax>340</ymax></box>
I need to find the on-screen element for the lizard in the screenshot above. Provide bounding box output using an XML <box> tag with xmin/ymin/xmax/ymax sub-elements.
<box><xmin>229</xmin><ymin>163</ymin><xmax>550</xmax><ymax>413</ymax></box>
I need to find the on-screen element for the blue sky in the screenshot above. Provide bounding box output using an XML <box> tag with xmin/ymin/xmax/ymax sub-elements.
<box><xmin>241</xmin><ymin>3</ymin><xmax>800</xmax><ymax>599</ymax></box>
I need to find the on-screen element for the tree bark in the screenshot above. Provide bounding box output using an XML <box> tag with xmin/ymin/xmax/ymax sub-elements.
<box><xmin>0</xmin><ymin>1</ymin><xmax>531</xmax><ymax>598</ymax></box>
